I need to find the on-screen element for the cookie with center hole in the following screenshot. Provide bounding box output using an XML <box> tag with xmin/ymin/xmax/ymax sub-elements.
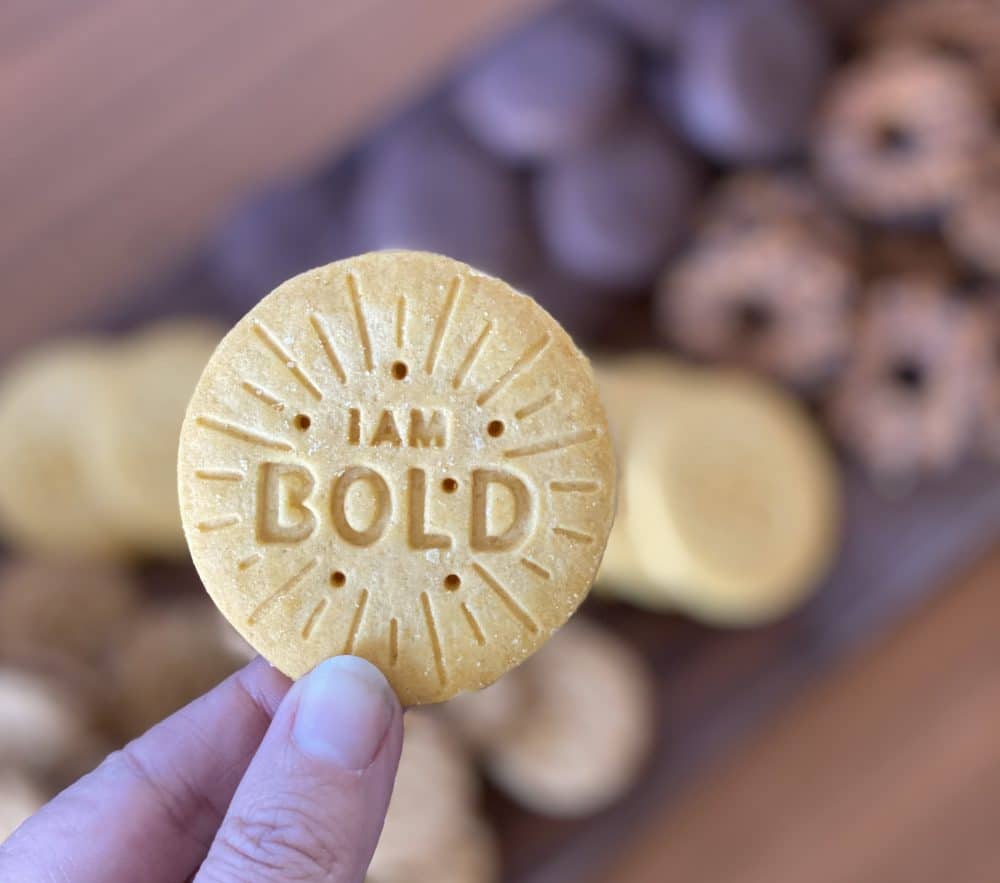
<box><xmin>178</xmin><ymin>251</ymin><xmax>616</xmax><ymax>705</ymax></box>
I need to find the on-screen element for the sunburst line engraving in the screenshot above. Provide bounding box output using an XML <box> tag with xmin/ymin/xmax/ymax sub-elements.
<box><xmin>252</xmin><ymin>320</ymin><xmax>323</xmax><ymax>400</ymax></box>
<box><xmin>425</xmin><ymin>275</ymin><xmax>462</xmax><ymax>376</ymax></box>
<box><xmin>196</xmin><ymin>415</ymin><xmax>294</xmax><ymax>451</ymax></box>
<box><xmin>301</xmin><ymin>598</ymin><xmax>329</xmax><ymax>640</ymax></box>
<box><xmin>514</xmin><ymin>391</ymin><xmax>555</xmax><ymax>421</ymax></box>
<box><xmin>549</xmin><ymin>479</ymin><xmax>601</xmax><ymax>493</ymax></box>
<box><xmin>343</xmin><ymin>589</ymin><xmax>370</xmax><ymax>654</ymax></box>
<box><xmin>460</xmin><ymin>602</ymin><xmax>486</xmax><ymax>646</ymax></box>
<box><xmin>520</xmin><ymin>558</ymin><xmax>552</xmax><ymax>580</ymax></box>
<box><xmin>196</xmin><ymin>514</ymin><xmax>242</xmax><ymax>532</ymax></box>
<box><xmin>553</xmin><ymin>526</ymin><xmax>595</xmax><ymax>544</ymax></box>
<box><xmin>240</xmin><ymin>380</ymin><xmax>287</xmax><ymax>412</ymax></box>
<box><xmin>248</xmin><ymin>557</ymin><xmax>319</xmax><ymax>625</ymax></box>
<box><xmin>309</xmin><ymin>312</ymin><xmax>347</xmax><ymax>384</ymax></box>
<box><xmin>503</xmin><ymin>428</ymin><xmax>597</xmax><ymax>460</ymax></box>
<box><xmin>238</xmin><ymin>553</ymin><xmax>262</xmax><ymax>572</ymax></box>
<box><xmin>195</xmin><ymin>468</ymin><xmax>245</xmax><ymax>482</ymax></box>
<box><xmin>420</xmin><ymin>591</ymin><xmax>447</xmax><ymax>686</ymax></box>
<box><xmin>451</xmin><ymin>320</ymin><xmax>492</xmax><ymax>390</ymax></box>
<box><xmin>346</xmin><ymin>273</ymin><xmax>374</xmax><ymax>372</ymax></box>
<box><xmin>396</xmin><ymin>295</ymin><xmax>407</xmax><ymax>349</ymax></box>
<box><xmin>389</xmin><ymin>617</ymin><xmax>400</xmax><ymax>666</ymax></box>
<box><xmin>471</xmin><ymin>562</ymin><xmax>540</xmax><ymax>634</ymax></box>
<box><xmin>476</xmin><ymin>333</ymin><xmax>551</xmax><ymax>407</ymax></box>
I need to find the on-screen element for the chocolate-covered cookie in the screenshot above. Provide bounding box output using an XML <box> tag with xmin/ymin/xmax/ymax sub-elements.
<box><xmin>356</xmin><ymin>108</ymin><xmax>533</xmax><ymax>278</ymax></box>
<box><xmin>668</xmin><ymin>0</ymin><xmax>832</xmax><ymax>162</ymax></box>
<box><xmin>534</xmin><ymin>114</ymin><xmax>700</xmax><ymax>289</ymax></box>
<box><xmin>452</xmin><ymin>8</ymin><xmax>632</xmax><ymax>162</ymax></box>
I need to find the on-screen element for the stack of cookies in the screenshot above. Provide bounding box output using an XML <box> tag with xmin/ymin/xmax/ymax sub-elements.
<box><xmin>0</xmin><ymin>319</ymin><xmax>224</xmax><ymax>560</ymax></box>
<box><xmin>596</xmin><ymin>356</ymin><xmax>840</xmax><ymax>624</ymax></box>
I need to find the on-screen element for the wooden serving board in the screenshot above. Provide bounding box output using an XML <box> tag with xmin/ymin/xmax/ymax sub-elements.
<box><xmin>86</xmin><ymin>253</ymin><xmax>1000</xmax><ymax>883</ymax></box>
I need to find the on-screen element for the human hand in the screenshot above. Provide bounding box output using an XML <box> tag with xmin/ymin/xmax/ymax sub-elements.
<box><xmin>0</xmin><ymin>655</ymin><xmax>403</xmax><ymax>883</ymax></box>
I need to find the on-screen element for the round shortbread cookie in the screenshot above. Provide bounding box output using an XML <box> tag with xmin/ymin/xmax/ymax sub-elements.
<box><xmin>0</xmin><ymin>557</ymin><xmax>137</xmax><ymax>667</ymax></box>
<box><xmin>89</xmin><ymin>319</ymin><xmax>224</xmax><ymax>558</ymax></box>
<box><xmin>483</xmin><ymin>619</ymin><xmax>653</xmax><ymax>817</ymax></box>
<box><xmin>368</xmin><ymin>711</ymin><xmax>483</xmax><ymax>881</ymax></box>
<box><xmin>0</xmin><ymin>771</ymin><xmax>45</xmax><ymax>843</ymax></box>
<box><xmin>0</xmin><ymin>342</ymin><xmax>119</xmax><ymax>557</ymax></box>
<box><xmin>628</xmin><ymin>370</ymin><xmax>840</xmax><ymax>625</ymax></box>
<box><xmin>178</xmin><ymin>251</ymin><xmax>616</xmax><ymax>705</ymax></box>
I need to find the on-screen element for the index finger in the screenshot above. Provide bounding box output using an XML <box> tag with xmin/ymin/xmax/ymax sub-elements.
<box><xmin>0</xmin><ymin>657</ymin><xmax>291</xmax><ymax>883</ymax></box>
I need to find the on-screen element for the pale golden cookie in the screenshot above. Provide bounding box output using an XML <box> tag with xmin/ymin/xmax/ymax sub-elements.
<box><xmin>443</xmin><ymin>668</ymin><xmax>530</xmax><ymax>750</ymax></box>
<box><xmin>0</xmin><ymin>771</ymin><xmax>45</xmax><ymax>843</ymax></box>
<box><xmin>110</xmin><ymin>601</ymin><xmax>245</xmax><ymax>738</ymax></box>
<box><xmin>368</xmin><ymin>712</ymin><xmax>484</xmax><ymax>881</ymax></box>
<box><xmin>0</xmin><ymin>342</ymin><xmax>118</xmax><ymax>557</ymax></box>
<box><xmin>369</xmin><ymin>819</ymin><xmax>500</xmax><ymax>883</ymax></box>
<box><xmin>178</xmin><ymin>251</ymin><xmax>616</xmax><ymax>705</ymax></box>
<box><xmin>628</xmin><ymin>370</ymin><xmax>839</xmax><ymax>625</ymax></box>
<box><xmin>0</xmin><ymin>557</ymin><xmax>137</xmax><ymax>668</ymax></box>
<box><xmin>483</xmin><ymin>619</ymin><xmax>653</xmax><ymax>817</ymax></box>
<box><xmin>89</xmin><ymin>320</ymin><xmax>224</xmax><ymax>558</ymax></box>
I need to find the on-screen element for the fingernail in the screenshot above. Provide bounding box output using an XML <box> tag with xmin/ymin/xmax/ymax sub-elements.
<box><xmin>293</xmin><ymin>656</ymin><xmax>395</xmax><ymax>770</ymax></box>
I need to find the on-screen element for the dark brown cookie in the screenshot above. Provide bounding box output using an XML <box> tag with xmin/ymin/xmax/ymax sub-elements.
<box><xmin>668</xmin><ymin>0</ymin><xmax>832</xmax><ymax>162</ymax></box>
<box><xmin>829</xmin><ymin>277</ymin><xmax>992</xmax><ymax>479</ymax></box>
<box><xmin>814</xmin><ymin>47</ymin><xmax>993</xmax><ymax>224</ymax></box>
<box><xmin>452</xmin><ymin>8</ymin><xmax>632</xmax><ymax>162</ymax></box>
<box><xmin>534</xmin><ymin>114</ymin><xmax>701</xmax><ymax>289</ymax></box>
<box><xmin>661</xmin><ymin>225</ymin><xmax>857</xmax><ymax>388</ymax></box>
<box><xmin>356</xmin><ymin>108</ymin><xmax>533</xmax><ymax>278</ymax></box>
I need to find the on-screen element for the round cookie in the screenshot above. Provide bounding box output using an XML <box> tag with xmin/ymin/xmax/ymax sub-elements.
<box><xmin>88</xmin><ymin>320</ymin><xmax>224</xmax><ymax>557</ymax></box>
<box><xmin>483</xmin><ymin>619</ymin><xmax>653</xmax><ymax>817</ymax></box>
<box><xmin>0</xmin><ymin>771</ymin><xmax>45</xmax><ymax>843</ymax></box>
<box><xmin>627</xmin><ymin>370</ymin><xmax>840</xmax><ymax>625</ymax></box>
<box><xmin>0</xmin><ymin>341</ymin><xmax>119</xmax><ymax>557</ymax></box>
<box><xmin>178</xmin><ymin>251</ymin><xmax>616</xmax><ymax>705</ymax></box>
<box><xmin>814</xmin><ymin>47</ymin><xmax>993</xmax><ymax>223</ymax></box>
<box><xmin>367</xmin><ymin>711</ymin><xmax>486</xmax><ymax>881</ymax></box>
<box><xmin>534</xmin><ymin>115</ymin><xmax>701</xmax><ymax>290</ymax></box>
<box><xmin>452</xmin><ymin>8</ymin><xmax>632</xmax><ymax>162</ymax></box>
<box><xmin>442</xmin><ymin>668</ymin><xmax>531</xmax><ymax>750</ymax></box>
<box><xmin>110</xmin><ymin>601</ymin><xmax>246</xmax><ymax>738</ymax></box>
<box><xmin>669</xmin><ymin>0</ymin><xmax>832</xmax><ymax>163</ymax></box>
<box><xmin>0</xmin><ymin>557</ymin><xmax>137</xmax><ymax>668</ymax></box>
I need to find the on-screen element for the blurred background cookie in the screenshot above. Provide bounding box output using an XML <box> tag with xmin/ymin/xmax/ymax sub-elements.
<box><xmin>0</xmin><ymin>557</ymin><xmax>136</xmax><ymax>670</ymax></box>
<box><xmin>0</xmin><ymin>342</ymin><xmax>120</xmax><ymax>558</ymax></box>
<box><xmin>814</xmin><ymin>47</ymin><xmax>993</xmax><ymax>224</ymax></box>
<box><xmin>587</xmin><ymin>0</ymin><xmax>697</xmax><ymax>53</ymax></box>
<box><xmin>0</xmin><ymin>771</ymin><xmax>45</xmax><ymax>843</ymax></box>
<box><xmin>668</xmin><ymin>0</ymin><xmax>832</xmax><ymax>163</ymax></box>
<box><xmin>481</xmin><ymin>620</ymin><xmax>653</xmax><ymax>817</ymax></box>
<box><xmin>87</xmin><ymin>319</ymin><xmax>224</xmax><ymax>558</ymax></box>
<box><xmin>534</xmin><ymin>114</ymin><xmax>701</xmax><ymax>289</ymax></box>
<box><xmin>829</xmin><ymin>277</ymin><xmax>992</xmax><ymax>481</ymax></box>
<box><xmin>452</xmin><ymin>7</ymin><xmax>632</xmax><ymax>163</ymax></box>
<box><xmin>945</xmin><ymin>146</ymin><xmax>1000</xmax><ymax>281</ymax></box>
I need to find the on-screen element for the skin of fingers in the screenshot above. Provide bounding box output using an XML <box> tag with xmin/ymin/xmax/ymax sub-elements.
<box><xmin>195</xmin><ymin>656</ymin><xmax>404</xmax><ymax>883</ymax></box>
<box><xmin>0</xmin><ymin>657</ymin><xmax>291</xmax><ymax>883</ymax></box>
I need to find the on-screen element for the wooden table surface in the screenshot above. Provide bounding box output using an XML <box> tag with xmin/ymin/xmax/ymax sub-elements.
<box><xmin>3</xmin><ymin>4</ymin><xmax>999</xmax><ymax>881</ymax></box>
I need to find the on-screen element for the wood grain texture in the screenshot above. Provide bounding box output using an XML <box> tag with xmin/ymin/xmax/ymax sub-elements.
<box><xmin>596</xmin><ymin>546</ymin><xmax>1000</xmax><ymax>883</ymax></box>
<box><xmin>0</xmin><ymin>0</ymin><xmax>553</xmax><ymax>352</ymax></box>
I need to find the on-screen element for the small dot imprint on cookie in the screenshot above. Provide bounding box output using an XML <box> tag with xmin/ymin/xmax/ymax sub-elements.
<box><xmin>441</xmin><ymin>477</ymin><xmax>459</xmax><ymax>494</ymax></box>
<box><xmin>875</xmin><ymin>121</ymin><xmax>918</xmax><ymax>156</ymax></box>
<box><xmin>425</xmin><ymin>276</ymin><xmax>463</xmax><ymax>376</ymax></box>
<box><xmin>293</xmin><ymin>414</ymin><xmax>312</xmax><ymax>432</ymax></box>
<box><xmin>487</xmin><ymin>419</ymin><xmax>506</xmax><ymax>438</ymax></box>
<box><xmin>330</xmin><ymin>570</ymin><xmax>347</xmax><ymax>588</ymax></box>
<box><xmin>240</xmin><ymin>380</ymin><xmax>288</xmax><ymax>412</ymax></box>
<box><xmin>443</xmin><ymin>573</ymin><xmax>462</xmax><ymax>591</ymax></box>
<box><xmin>308</xmin><ymin>312</ymin><xmax>348</xmax><ymax>384</ymax></box>
<box><xmin>732</xmin><ymin>299</ymin><xmax>776</xmax><ymax>339</ymax></box>
<box><xmin>514</xmin><ymin>391</ymin><xmax>556</xmax><ymax>421</ymax></box>
<box><xmin>251</xmin><ymin>320</ymin><xmax>323</xmax><ymax>400</ymax></box>
<box><xmin>391</xmin><ymin>361</ymin><xmax>409</xmax><ymax>380</ymax></box>
<box><xmin>346</xmin><ymin>273</ymin><xmax>375</xmax><ymax>373</ymax></box>
<box><xmin>887</xmin><ymin>356</ymin><xmax>928</xmax><ymax>395</ymax></box>
<box><xmin>343</xmin><ymin>589</ymin><xmax>370</xmax><ymax>654</ymax></box>
<box><xmin>451</xmin><ymin>320</ymin><xmax>493</xmax><ymax>390</ymax></box>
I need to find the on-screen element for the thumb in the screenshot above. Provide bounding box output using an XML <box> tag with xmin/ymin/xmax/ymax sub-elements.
<box><xmin>196</xmin><ymin>656</ymin><xmax>403</xmax><ymax>883</ymax></box>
